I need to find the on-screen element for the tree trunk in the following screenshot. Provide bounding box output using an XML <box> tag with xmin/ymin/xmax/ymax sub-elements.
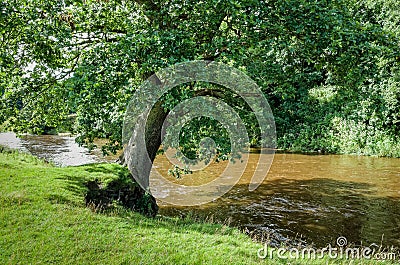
<box><xmin>118</xmin><ymin>96</ymin><xmax>168</xmax><ymax>216</ymax></box>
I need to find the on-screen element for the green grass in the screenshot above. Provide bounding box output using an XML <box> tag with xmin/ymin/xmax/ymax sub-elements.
<box><xmin>0</xmin><ymin>148</ymin><xmax>398</xmax><ymax>264</ymax></box>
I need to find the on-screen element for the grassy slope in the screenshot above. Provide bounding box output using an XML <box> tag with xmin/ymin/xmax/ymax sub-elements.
<box><xmin>0</xmin><ymin>149</ymin><xmax>396</xmax><ymax>264</ymax></box>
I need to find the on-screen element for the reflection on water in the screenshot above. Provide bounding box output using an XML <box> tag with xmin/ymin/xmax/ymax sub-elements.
<box><xmin>0</xmin><ymin>132</ymin><xmax>115</xmax><ymax>166</ymax></box>
<box><xmin>155</xmin><ymin>153</ymin><xmax>400</xmax><ymax>248</ymax></box>
<box><xmin>1</xmin><ymin>132</ymin><xmax>399</xmax><ymax>247</ymax></box>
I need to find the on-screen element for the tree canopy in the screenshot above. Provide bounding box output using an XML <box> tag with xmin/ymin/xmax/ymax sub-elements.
<box><xmin>1</xmin><ymin>0</ymin><xmax>399</xmax><ymax>157</ymax></box>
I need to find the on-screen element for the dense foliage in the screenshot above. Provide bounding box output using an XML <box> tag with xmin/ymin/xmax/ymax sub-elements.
<box><xmin>1</xmin><ymin>0</ymin><xmax>399</xmax><ymax>157</ymax></box>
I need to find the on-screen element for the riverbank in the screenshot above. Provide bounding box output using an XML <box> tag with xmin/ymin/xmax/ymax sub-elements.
<box><xmin>0</xmin><ymin>148</ymin><xmax>397</xmax><ymax>264</ymax></box>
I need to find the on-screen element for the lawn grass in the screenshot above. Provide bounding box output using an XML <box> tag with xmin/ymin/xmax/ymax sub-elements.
<box><xmin>0</xmin><ymin>148</ymin><xmax>397</xmax><ymax>264</ymax></box>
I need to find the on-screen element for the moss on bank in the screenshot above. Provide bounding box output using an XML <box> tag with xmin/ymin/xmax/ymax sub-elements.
<box><xmin>0</xmin><ymin>149</ymin><xmax>397</xmax><ymax>264</ymax></box>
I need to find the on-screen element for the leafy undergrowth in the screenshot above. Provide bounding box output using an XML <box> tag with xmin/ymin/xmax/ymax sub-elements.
<box><xmin>0</xmin><ymin>148</ymin><xmax>397</xmax><ymax>264</ymax></box>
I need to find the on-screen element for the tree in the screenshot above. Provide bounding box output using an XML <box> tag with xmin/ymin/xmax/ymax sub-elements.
<box><xmin>1</xmin><ymin>0</ymin><xmax>399</xmax><ymax>183</ymax></box>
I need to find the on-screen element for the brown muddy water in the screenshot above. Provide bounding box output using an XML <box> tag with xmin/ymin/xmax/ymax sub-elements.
<box><xmin>1</xmin><ymin>132</ymin><xmax>399</xmax><ymax>247</ymax></box>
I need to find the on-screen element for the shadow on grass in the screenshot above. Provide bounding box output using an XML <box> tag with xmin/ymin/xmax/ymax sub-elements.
<box><xmin>54</xmin><ymin>163</ymin><xmax>127</xmax><ymax>198</ymax></box>
<box><xmin>47</xmin><ymin>194</ymin><xmax>74</xmax><ymax>205</ymax></box>
<box><xmin>55</xmin><ymin>163</ymin><xmax>158</xmax><ymax>217</ymax></box>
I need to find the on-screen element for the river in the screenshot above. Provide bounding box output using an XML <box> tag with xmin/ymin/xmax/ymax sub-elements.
<box><xmin>0</xmin><ymin>132</ymin><xmax>116</xmax><ymax>166</ymax></box>
<box><xmin>1</xmin><ymin>132</ymin><xmax>399</xmax><ymax>248</ymax></box>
